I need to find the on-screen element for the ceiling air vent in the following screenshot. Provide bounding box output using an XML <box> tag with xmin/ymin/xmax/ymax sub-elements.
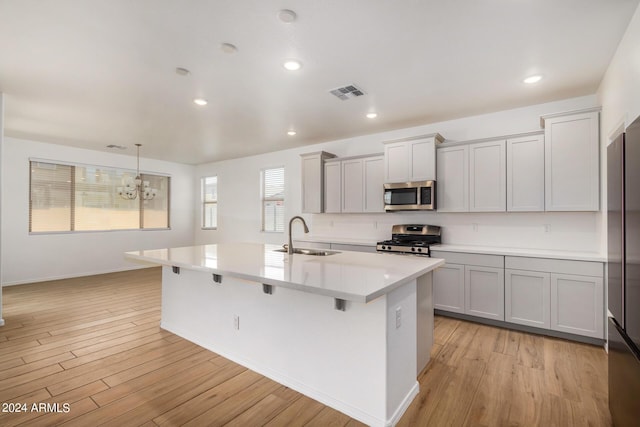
<box><xmin>106</xmin><ymin>144</ymin><xmax>127</xmax><ymax>150</ymax></box>
<box><xmin>329</xmin><ymin>84</ymin><xmax>365</xmax><ymax>101</ymax></box>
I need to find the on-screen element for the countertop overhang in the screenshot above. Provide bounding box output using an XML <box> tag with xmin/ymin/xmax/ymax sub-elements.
<box><xmin>125</xmin><ymin>242</ymin><xmax>444</xmax><ymax>303</ymax></box>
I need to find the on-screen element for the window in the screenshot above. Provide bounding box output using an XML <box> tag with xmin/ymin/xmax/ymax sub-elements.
<box><xmin>261</xmin><ymin>167</ymin><xmax>285</xmax><ymax>232</ymax></box>
<box><xmin>29</xmin><ymin>160</ymin><xmax>170</xmax><ymax>233</ymax></box>
<box><xmin>202</xmin><ymin>176</ymin><xmax>218</xmax><ymax>229</ymax></box>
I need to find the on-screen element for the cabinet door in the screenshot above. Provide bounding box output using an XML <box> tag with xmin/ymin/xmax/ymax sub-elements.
<box><xmin>544</xmin><ymin>111</ymin><xmax>599</xmax><ymax>211</ymax></box>
<box><xmin>384</xmin><ymin>142</ymin><xmax>409</xmax><ymax>183</ymax></box>
<box><xmin>464</xmin><ymin>265</ymin><xmax>505</xmax><ymax>321</ymax></box>
<box><xmin>550</xmin><ymin>273</ymin><xmax>604</xmax><ymax>338</ymax></box>
<box><xmin>301</xmin><ymin>154</ymin><xmax>322</xmax><ymax>213</ymax></box>
<box><xmin>505</xmin><ymin>269</ymin><xmax>550</xmax><ymax>328</ymax></box>
<box><xmin>363</xmin><ymin>156</ymin><xmax>384</xmax><ymax>212</ymax></box>
<box><xmin>410</xmin><ymin>138</ymin><xmax>436</xmax><ymax>181</ymax></box>
<box><xmin>341</xmin><ymin>159</ymin><xmax>364</xmax><ymax>213</ymax></box>
<box><xmin>433</xmin><ymin>263</ymin><xmax>465</xmax><ymax>313</ymax></box>
<box><xmin>469</xmin><ymin>140</ymin><xmax>506</xmax><ymax>212</ymax></box>
<box><xmin>324</xmin><ymin>162</ymin><xmax>342</xmax><ymax>213</ymax></box>
<box><xmin>436</xmin><ymin>145</ymin><xmax>469</xmax><ymax>212</ymax></box>
<box><xmin>507</xmin><ymin>135</ymin><xmax>545</xmax><ymax>212</ymax></box>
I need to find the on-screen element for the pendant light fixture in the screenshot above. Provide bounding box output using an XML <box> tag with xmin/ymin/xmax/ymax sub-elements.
<box><xmin>117</xmin><ymin>144</ymin><xmax>157</xmax><ymax>200</ymax></box>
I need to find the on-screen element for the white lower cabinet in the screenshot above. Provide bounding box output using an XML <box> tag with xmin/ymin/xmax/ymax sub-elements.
<box><xmin>505</xmin><ymin>256</ymin><xmax>604</xmax><ymax>339</ymax></box>
<box><xmin>433</xmin><ymin>263</ymin><xmax>465</xmax><ymax>313</ymax></box>
<box><xmin>432</xmin><ymin>252</ymin><xmax>605</xmax><ymax>340</ymax></box>
<box><xmin>465</xmin><ymin>265</ymin><xmax>505</xmax><ymax>321</ymax></box>
<box><xmin>550</xmin><ymin>273</ymin><xmax>604</xmax><ymax>339</ymax></box>
<box><xmin>505</xmin><ymin>269</ymin><xmax>550</xmax><ymax>328</ymax></box>
<box><xmin>432</xmin><ymin>251</ymin><xmax>504</xmax><ymax>320</ymax></box>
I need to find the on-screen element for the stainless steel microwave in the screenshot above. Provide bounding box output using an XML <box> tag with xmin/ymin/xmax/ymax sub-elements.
<box><xmin>384</xmin><ymin>181</ymin><xmax>436</xmax><ymax>211</ymax></box>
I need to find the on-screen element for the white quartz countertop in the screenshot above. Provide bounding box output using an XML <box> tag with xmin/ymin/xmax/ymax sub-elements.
<box><xmin>125</xmin><ymin>242</ymin><xmax>444</xmax><ymax>303</ymax></box>
<box><xmin>430</xmin><ymin>244</ymin><xmax>605</xmax><ymax>262</ymax></box>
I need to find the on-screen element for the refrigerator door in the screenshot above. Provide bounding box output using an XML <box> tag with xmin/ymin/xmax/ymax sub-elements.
<box><xmin>625</xmin><ymin>116</ymin><xmax>640</xmax><ymax>350</ymax></box>
<box><xmin>609</xmin><ymin>318</ymin><xmax>640</xmax><ymax>427</ymax></box>
<box><xmin>608</xmin><ymin>133</ymin><xmax>624</xmax><ymax>325</ymax></box>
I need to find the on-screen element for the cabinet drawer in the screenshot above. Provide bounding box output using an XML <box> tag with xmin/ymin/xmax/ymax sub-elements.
<box><xmin>431</xmin><ymin>251</ymin><xmax>504</xmax><ymax>268</ymax></box>
<box><xmin>505</xmin><ymin>256</ymin><xmax>602</xmax><ymax>277</ymax></box>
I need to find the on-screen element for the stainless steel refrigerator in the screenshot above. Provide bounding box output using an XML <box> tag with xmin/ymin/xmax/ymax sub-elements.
<box><xmin>608</xmin><ymin>115</ymin><xmax>640</xmax><ymax>426</ymax></box>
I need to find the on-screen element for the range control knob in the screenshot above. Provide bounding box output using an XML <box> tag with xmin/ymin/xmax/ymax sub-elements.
<box><xmin>411</xmin><ymin>247</ymin><xmax>416</xmax><ymax>252</ymax></box>
<box><xmin>417</xmin><ymin>248</ymin><xmax>422</xmax><ymax>252</ymax></box>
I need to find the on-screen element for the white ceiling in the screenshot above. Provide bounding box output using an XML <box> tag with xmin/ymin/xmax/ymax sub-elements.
<box><xmin>0</xmin><ymin>0</ymin><xmax>638</xmax><ymax>165</ymax></box>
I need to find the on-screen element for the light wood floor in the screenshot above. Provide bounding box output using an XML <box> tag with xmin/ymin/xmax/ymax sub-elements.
<box><xmin>0</xmin><ymin>268</ymin><xmax>610</xmax><ymax>426</ymax></box>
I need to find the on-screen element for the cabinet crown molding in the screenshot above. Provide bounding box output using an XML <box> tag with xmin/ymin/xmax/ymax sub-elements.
<box><xmin>324</xmin><ymin>153</ymin><xmax>383</xmax><ymax>163</ymax></box>
<box><xmin>436</xmin><ymin>130</ymin><xmax>544</xmax><ymax>149</ymax></box>
<box><xmin>300</xmin><ymin>151</ymin><xmax>336</xmax><ymax>159</ymax></box>
<box><xmin>539</xmin><ymin>106</ymin><xmax>601</xmax><ymax>128</ymax></box>
<box><xmin>383</xmin><ymin>133</ymin><xmax>444</xmax><ymax>145</ymax></box>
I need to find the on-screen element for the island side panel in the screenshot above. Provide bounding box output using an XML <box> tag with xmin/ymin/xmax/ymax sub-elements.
<box><xmin>385</xmin><ymin>278</ymin><xmax>420</xmax><ymax>422</ymax></box>
<box><xmin>416</xmin><ymin>272</ymin><xmax>434</xmax><ymax>375</ymax></box>
<box><xmin>160</xmin><ymin>265</ymin><xmax>399</xmax><ymax>426</ymax></box>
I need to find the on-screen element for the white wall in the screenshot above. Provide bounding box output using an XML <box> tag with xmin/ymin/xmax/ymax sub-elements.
<box><xmin>195</xmin><ymin>95</ymin><xmax>603</xmax><ymax>254</ymax></box>
<box><xmin>598</xmin><ymin>2</ymin><xmax>640</xmax><ymax>140</ymax></box>
<box><xmin>0</xmin><ymin>93</ymin><xmax>4</xmax><ymax>324</ymax></box>
<box><xmin>1</xmin><ymin>137</ymin><xmax>196</xmax><ymax>285</ymax></box>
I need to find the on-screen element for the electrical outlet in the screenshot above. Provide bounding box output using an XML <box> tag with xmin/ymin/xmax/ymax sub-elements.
<box><xmin>395</xmin><ymin>307</ymin><xmax>402</xmax><ymax>329</ymax></box>
<box><xmin>233</xmin><ymin>315</ymin><xmax>240</xmax><ymax>330</ymax></box>
<box><xmin>472</xmin><ymin>223</ymin><xmax>478</xmax><ymax>232</ymax></box>
<box><xmin>544</xmin><ymin>224</ymin><xmax>551</xmax><ymax>233</ymax></box>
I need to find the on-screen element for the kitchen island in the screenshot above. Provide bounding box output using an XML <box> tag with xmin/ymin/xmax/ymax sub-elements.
<box><xmin>125</xmin><ymin>242</ymin><xmax>444</xmax><ymax>427</ymax></box>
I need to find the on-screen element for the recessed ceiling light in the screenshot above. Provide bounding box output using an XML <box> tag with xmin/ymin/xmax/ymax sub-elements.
<box><xmin>278</xmin><ymin>9</ymin><xmax>297</xmax><ymax>23</ymax></box>
<box><xmin>283</xmin><ymin>60</ymin><xmax>302</xmax><ymax>71</ymax></box>
<box><xmin>175</xmin><ymin>67</ymin><xmax>190</xmax><ymax>76</ymax></box>
<box><xmin>194</xmin><ymin>98</ymin><xmax>208</xmax><ymax>106</ymax></box>
<box><xmin>523</xmin><ymin>75</ymin><xmax>543</xmax><ymax>84</ymax></box>
<box><xmin>220</xmin><ymin>43</ymin><xmax>238</xmax><ymax>54</ymax></box>
<box><xmin>287</xmin><ymin>130</ymin><xmax>297</xmax><ymax>136</ymax></box>
<box><xmin>366</xmin><ymin>112</ymin><xmax>378</xmax><ymax>119</ymax></box>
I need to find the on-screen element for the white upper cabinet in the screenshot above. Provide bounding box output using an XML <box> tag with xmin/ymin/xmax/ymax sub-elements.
<box><xmin>469</xmin><ymin>139</ymin><xmax>506</xmax><ymax>212</ymax></box>
<box><xmin>324</xmin><ymin>160</ymin><xmax>342</xmax><ymax>213</ymax></box>
<box><xmin>383</xmin><ymin>134</ymin><xmax>443</xmax><ymax>183</ymax></box>
<box><xmin>436</xmin><ymin>145</ymin><xmax>469</xmax><ymax>212</ymax></box>
<box><xmin>341</xmin><ymin>159</ymin><xmax>364</xmax><ymax>213</ymax></box>
<box><xmin>324</xmin><ymin>154</ymin><xmax>384</xmax><ymax>214</ymax></box>
<box><xmin>301</xmin><ymin>151</ymin><xmax>336</xmax><ymax>213</ymax></box>
<box><xmin>363</xmin><ymin>156</ymin><xmax>384</xmax><ymax>212</ymax></box>
<box><xmin>541</xmin><ymin>108</ymin><xmax>600</xmax><ymax>211</ymax></box>
<box><xmin>506</xmin><ymin>134</ymin><xmax>545</xmax><ymax>212</ymax></box>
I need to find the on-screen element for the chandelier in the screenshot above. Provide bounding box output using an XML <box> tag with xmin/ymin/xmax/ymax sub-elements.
<box><xmin>117</xmin><ymin>144</ymin><xmax>157</xmax><ymax>200</ymax></box>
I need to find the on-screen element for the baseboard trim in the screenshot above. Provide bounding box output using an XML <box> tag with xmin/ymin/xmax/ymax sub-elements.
<box><xmin>435</xmin><ymin>310</ymin><xmax>605</xmax><ymax>346</ymax></box>
<box><xmin>2</xmin><ymin>264</ymin><xmax>152</xmax><ymax>287</ymax></box>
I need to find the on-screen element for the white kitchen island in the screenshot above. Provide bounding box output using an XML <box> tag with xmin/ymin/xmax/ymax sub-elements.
<box><xmin>125</xmin><ymin>242</ymin><xmax>444</xmax><ymax>427</ymax></box>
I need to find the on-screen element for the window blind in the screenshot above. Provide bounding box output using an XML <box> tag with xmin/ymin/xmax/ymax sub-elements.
<box><xmin>262</xmin><ymin>167</ymin><xmax>285</xmax><ymax>232</ymax></box>
<box><xmin>29</xmin><ymin>161</ymin><xmax>170</xmax><ymax>233</ymax></box>
<box><xmin>202</xmin><ymin>176</ymin><xmax>218</xmax><ymax>229</ymax></box>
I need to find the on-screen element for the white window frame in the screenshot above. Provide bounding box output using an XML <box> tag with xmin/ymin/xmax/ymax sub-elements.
<box><xmin>201</xmin><ymin>175</ymin><xmax>218</xmax><ymax>230</ymax></box>
<box><xmin>261</xmin><ymin>166</ymin><xmax>285</xmax><ymax>233</ymax></box>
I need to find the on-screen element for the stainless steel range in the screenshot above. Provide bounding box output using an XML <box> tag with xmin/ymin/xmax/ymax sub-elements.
<box><xmin>376</xmin><ymin>224</ymin><xmax>441</xmax><ymax>256</ymax></box>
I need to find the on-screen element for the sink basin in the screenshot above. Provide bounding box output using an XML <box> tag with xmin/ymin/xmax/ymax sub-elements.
<box><xmin>273</xmin><ymin>248</ymin><xmax>340</xmax><ymax>256</ymax></box>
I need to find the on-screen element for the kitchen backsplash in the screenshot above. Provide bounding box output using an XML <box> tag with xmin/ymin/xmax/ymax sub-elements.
<box><xmin>307</xmin><ymin>211</ymin><xmax>601</xmax><ymax>253</ymax></box>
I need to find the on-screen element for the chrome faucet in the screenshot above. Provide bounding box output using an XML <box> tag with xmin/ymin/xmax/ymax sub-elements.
<box><xmin>288</xmin><ymin>216</ymin><xmax>309</xmax><ymax>254</ymax></box>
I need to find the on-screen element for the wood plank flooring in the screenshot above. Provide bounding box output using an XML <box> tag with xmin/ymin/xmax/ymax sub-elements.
<box><xmin>0</xmin><ymin>268</ymin><xmax>611</xmax><ymax>426</ymax></box>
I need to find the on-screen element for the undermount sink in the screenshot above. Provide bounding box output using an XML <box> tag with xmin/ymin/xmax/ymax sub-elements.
<box><xmin>273</xmin><ymin>248</ymin><xmax>340</xmax><ymax>256</ymax></box>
